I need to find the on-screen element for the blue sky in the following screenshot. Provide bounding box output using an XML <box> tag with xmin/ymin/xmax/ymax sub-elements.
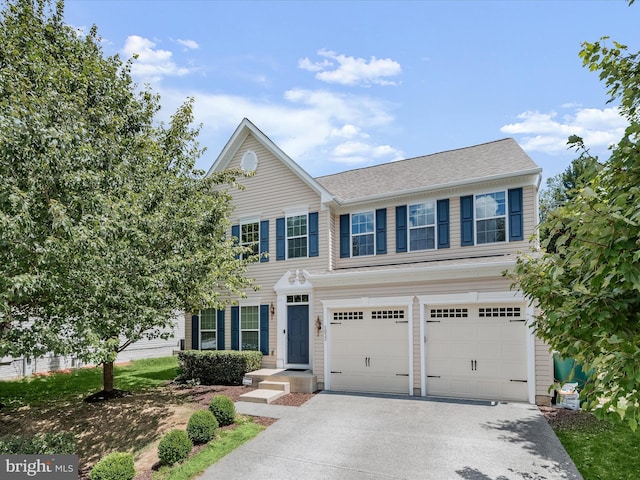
<box><xmin>64</xmin><ymin>0</ymin><xmax>639</xmax><ymax>184</ymax></box>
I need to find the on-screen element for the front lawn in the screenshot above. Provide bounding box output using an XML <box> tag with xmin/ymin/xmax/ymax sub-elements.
<box><xmin>546</xmin><ymin>408</ymin><xmax>640</xmax><ymax>480</ymax></box>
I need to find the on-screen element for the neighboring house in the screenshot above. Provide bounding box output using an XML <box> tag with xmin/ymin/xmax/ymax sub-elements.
<box><xmin>186</xmin><ymin>118</ymin><xmax>553</xmax><ymax>405</ymax></box>
<box><xmin>0</xmin><ymin>314</ymin><xmax>185</xmax><ymax>380</ymax></box>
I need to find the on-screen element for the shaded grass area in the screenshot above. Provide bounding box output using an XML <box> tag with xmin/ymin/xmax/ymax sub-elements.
<box><xmin>0</xmin><ymin>356</ymin><xmax>179</xmax><ymax>409</ymax></box>
<box><xmin>552</xmin><ymin>411</ymin><xmax>640</xmax><ymax>480</ymax></box>
<box><xmin>153</xmin><ymin>420</ymin><xmax>264</xmax><ymax>480</ymax></box>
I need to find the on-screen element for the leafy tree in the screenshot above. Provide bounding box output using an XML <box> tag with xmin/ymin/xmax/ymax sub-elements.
<box><xmin>511</xmin><ymin>34</ymin><xmax>640</xmax><ymax>429</ymax></box>
<box><xmin>0</xmin><ymin>0</ymin><xmax>253</xmax><ymax>395</ymax></box>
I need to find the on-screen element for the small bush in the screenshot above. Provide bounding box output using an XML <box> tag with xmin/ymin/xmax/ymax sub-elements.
<box><xmin>177</xmin><ymin>350</ymin><xmax>262</xmax><ymax>385</ymax></box>
<box><xmin>187</xmin><ymin>410</ymin><xmax>218</xmax><ymax>444</ymax></box>
<box><xmin>90</xmin><ymin>452</ymin><xmax>135</xmax><ymax>480</ymax></box>
<box><xmin>209</xmin><ymin>395</ymin><xmax>236</xmax><ymax>427</ymax></box>
<box><xmin>157</xmin><ymin>429</ymin><xmax>193</xmax><ymax>466</ymax></box>
<box><xmin>0</xmin><ymin>432</ymin><xmax>76</xmax><ymax>454</ymax></box>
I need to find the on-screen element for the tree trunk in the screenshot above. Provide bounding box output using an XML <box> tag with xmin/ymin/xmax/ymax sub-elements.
<box><xmin>103</xmin><ymin>361</ymin><xmax>114</xmax><ymax>393</ymax></box>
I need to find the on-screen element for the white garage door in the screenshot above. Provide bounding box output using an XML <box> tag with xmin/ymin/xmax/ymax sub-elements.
<box><xmin>426</xmin><ymin>305</ymin><xmax>528</xmax><ymax>402</ymax></box>
<box><xmin>330</xmin><ymin>308</ymin><xmax>410</xmax><ymax>394</ymax></box>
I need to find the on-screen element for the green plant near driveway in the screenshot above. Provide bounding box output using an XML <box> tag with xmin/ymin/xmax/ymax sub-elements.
<box><xmin>0</xmin><ymin>356</ymin><xmax>179</xmax><ymax>409</ymax></box>
<box><xmin>553</xmin><ymin>412</ymin><xmax>640</xmax><ymax>480</ymax></box>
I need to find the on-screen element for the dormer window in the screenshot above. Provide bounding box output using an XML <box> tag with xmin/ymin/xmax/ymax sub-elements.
<box><xmin>475</xmin><ymin>192</ymin><xmax>506</xmax><ymax>244</ymax></box>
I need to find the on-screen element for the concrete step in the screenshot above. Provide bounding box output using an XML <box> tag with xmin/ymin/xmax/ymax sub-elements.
<box><xmin>259</xmin><ymin>381</ymin><xmax>290</xmax><ymax>393</ymax></box>
<box><xmin>239</xmin><ymin>389</ymin><xmax>286</xmax><ymax>404</ymax></box>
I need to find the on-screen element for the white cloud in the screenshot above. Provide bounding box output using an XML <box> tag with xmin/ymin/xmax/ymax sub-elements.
<box><xmin>299</xmin><ymin>49</ymin><xmax>401</xmax><ymax>87</ymax></box>
<box><xmin>122</xmin><ymin>35</ymin><xmax>191</xmax><ymax>82</ymax></box>
<box><xmin>500</xmin><ymin>107</ymin><xmax>626</xmax><ymax>156</ymax></box>
<box><xmin>176</xmin><ymin>38</ymin><xmax>199</xmax><ymax>50</ymax></box>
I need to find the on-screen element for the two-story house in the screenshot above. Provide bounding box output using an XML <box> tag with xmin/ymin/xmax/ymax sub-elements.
<box><xmin>185</xmin><ymin>118</ymin><xmax>553</xmax><ymax>405</ymax></box>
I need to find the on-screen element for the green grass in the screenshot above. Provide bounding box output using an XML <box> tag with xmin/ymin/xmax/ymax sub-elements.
<box><xmin>153</xmin><ymin>420</ymin><xmax>264</xmax><ymax>480</ymax></box>
<box><xmin>0</xmin><ymin>356</ymin><xmax>179</xmax><ymax>409</ymax></box>
<box><xmin>554</xmin><ymin>415</ymin><xmax>640</xmax><ymax>480</ymax></box>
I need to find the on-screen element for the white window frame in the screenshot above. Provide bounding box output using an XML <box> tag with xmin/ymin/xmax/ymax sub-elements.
<box><xmin>240</xmin><ymin>305</ymin><xmax>260</xmax><ymax>351</ymax></box>
<box><xmin>199</xmin><ymin>308</ymin><xmax>217</xmax><ymax>351</ymax></box>
<box><xmin>474</xmin><ymin>190</ymin><xmax>507</xmax><ymax>245</ymax></box>
<box><xmin>286</xmin><ymin>214</ymin><xmax>308</xmax><ymax>259</ymax></box>
<box><xmin>351</xmin><ymin>210</ymin><xmax>375</xmax><ymax>257</ymax></box>
<box><xmin>408</xmin><ymin>200</ymin><xmax>436</xmax><ymax>251</ymax></box>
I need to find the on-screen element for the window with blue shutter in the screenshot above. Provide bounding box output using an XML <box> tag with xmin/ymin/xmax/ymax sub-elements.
<box><xmin>437</xmin><ymin>199</ymin><xmax>450</xmax><ymax>249</ymax></box>
<box><xmin>276</xmin><ymin>217</ymin><xmax>285</xmax><ymax>260</ymax></box>
<box><xmin>396</xmin><ymin>205</ymin><xmax>407</xmax><ymax>253</ymax></box>
<box><xmin>309</xmin><ymin>212</ymin><xmax>319</xmax><ymax>257</ymax></box>
<box><xmin>376</xmin><ymin>208</ymin><xmax>387</xmax><ymax>255</ymax></box>
<box><xmin>508</xmin><ymin>188</ymin><xmax>524</xmax><ymax>241</ymax></box>
<box><xmin>231</xmin><ymin>224</ymin><xmax>240</xmax><ymax>259</ymax></box>
<box><xmin>259</xmin><ymin>220</ymin><xmax>269</xmax><ymax>262</ymax></box>
<box><xmin>217</xmin><ymin>309</ymin><xmax>225</xmax><ymax>350</ymax></box>
<box><xmin>260</xmin><ymin>304</ymin><xmax>269</xmax><ymax>356</ymax></box>
<box><xmin>231</xmin><ymin>306</ymin><xmax>239</xmax><ymax>350</ymax></box>
<box><xmin>460</xmin><ymin>195</ymin><xmax>474</xmax><ymax>246</ymax></box>
<box><xmin>191</xmin><ymin>314</ymin><xmax>199</xmax><ymax>350</ymax></box>
<box><xmin>339</xmin><ymin>214</ymin><xmax>350</xmax><ymax>258</ymax></box>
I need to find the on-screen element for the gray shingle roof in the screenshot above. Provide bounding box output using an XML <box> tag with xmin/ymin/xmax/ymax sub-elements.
<box><xmin>315</xmin><ymin>138</ymin><xmax>540</xmax><ymax>201</ymax></box>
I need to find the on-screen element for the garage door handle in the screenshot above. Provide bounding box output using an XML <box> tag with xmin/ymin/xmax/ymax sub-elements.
<box><xmin>427</xmin><ymin>375</ymin><xmax>441</xmax><ymax>378</ymax></box>
<box><xmin>510</xmin><ymin>379</ymin><xmax>527</xmax><ymax>383</ymax></box>
<box><xmin>395</xmin><ymin>373</ymin><xmax>409</xmax><ymax>376</ymax></box>
<box><xmin>331</xmin><ymin>371</ymin><xmax>342</xmax><ymax>374</ymax></box>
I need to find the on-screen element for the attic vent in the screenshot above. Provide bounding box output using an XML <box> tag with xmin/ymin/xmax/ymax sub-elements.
<box><xmin>333</xmin><ymin>311</ymin><xmax>364</xmax><ymax>321</ymax></box>
<box><xmin>479</xmin><ymin>307</ymin><xmax>522</xmax><ymax>318</ymax></box>
<box><xmin>430</xmin><ymin>308</ymin><xmax>468</xmax><ymax>318</ymax></box>
<box><xmin>240</xmin><ymin>150</ymin><xmax>258</xmax><ymax>172</ymax></box>
<box><xmin>372</xmin><ymin>310</ymin><xmax>405</xmax><ymax>320</ymax></box>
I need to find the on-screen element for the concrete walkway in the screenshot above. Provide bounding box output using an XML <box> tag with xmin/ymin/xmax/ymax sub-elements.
<box><xmin>203</xmin><ymin>392</ymin><xmax>581</xmax><ymax>480</ymax></box>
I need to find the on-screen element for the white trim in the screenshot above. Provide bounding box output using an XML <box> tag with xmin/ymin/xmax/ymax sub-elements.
<box><xmin>417</xmin><ymin>291</ymin><xmax>525</xmax><ymax>306</ymax></box>
<box><xmin>283</xmin><ymin>205</ymin><xmax>309</xmax><ymax>217</ymax></box>
<box><xmin>526</xmin><ymin>303</ymin><xmax>537</xmax><ymax>404</ymax></box>
<box><xmin>238</xmin><ymin>214</ymin><xmax>261</xmax><ymax>224</ymax></box>
<box><xmin>419</xmin><ymin>301</ymin><xmax>426</xmax><ymax>397</ymax></box>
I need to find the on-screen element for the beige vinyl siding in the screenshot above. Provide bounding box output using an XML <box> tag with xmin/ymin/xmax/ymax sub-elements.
<box><xmin>335</xmin><ymin>185</ymin><xmax>536</xmax><ymax>270</ymax></box>
<box><xmin>535</xmin><ymin>336</ymin><xmax>554</xmax><ymax>403</ymax></box>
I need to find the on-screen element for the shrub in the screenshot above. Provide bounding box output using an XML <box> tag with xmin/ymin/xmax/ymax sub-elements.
<box><xmin>208</xmin><ymin>395</ymin><xmax>236</xmax><ymax>427</ymax></box>
<box><xmin>90</xmin><ymin>452</ymin><xmax>135</xmax><ymax>480</ymax></box>
<box><xmin>177</xmin><ymin>350</ymin><xmax>262</xmax><ymax>385</ymax></box>
<box><xmin>0</xmin><ymin>432</ymin><xmax>76</xmax><ymax>454</ymax></box>
<box><xmin>157</xmin><ymin>429</ymin><xmax>193</xmax><ymax>466</ymax></box>
<box><xmin>187</xmin><ymin>410</ymin><xmax>218</xmax><ymax>444</ymax></box>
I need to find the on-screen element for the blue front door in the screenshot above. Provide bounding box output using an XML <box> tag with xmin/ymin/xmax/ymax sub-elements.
<box><xmin>287</xmin><ymin>305</ymin><xmax>309</xmax><ymax>364</ymax></box>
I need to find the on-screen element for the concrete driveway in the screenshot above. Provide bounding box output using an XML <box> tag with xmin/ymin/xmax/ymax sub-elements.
<box><xmin>201</xmin><ymin>392</ymin><xmax>582</xmax><ymax>480</ymax></box>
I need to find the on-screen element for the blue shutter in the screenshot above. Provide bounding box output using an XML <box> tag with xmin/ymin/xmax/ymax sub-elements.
<box><xmin>231</xmin><ymin>224</ymin><xmax>240</xmax><ymax>259</ymax></box>
<box><xmin>217</xmin><ymin>309</ymin><xmax>225</xmax><ymax>350</ymax></box>
<box><xmin>260</xmin><ymin>220</ymin><xmax>269</xmax><ymax>262</ymax></box>
<box><xmin>395</xmin><ymin>205</ymin><xmax>407</xmax><ymax>253</ymax></box>
<box><xmin>231</xmin><ymin>306</ymin><xmax>239</xmax><ymax>350</ymax></box>
<box><xmin>259</xmin><ymin>304</ymin><xmax>269</xmax><ymax>356</ymax></box>
<box><xmin>437</xmin><ymin>199</ymin><xmax>450</xmax><ymax>249</ymax></box>
<box><xmin>460</xmin><ymin>195</ymin><xmax>474</xmax><ymax>246</ymax></box>
<box><xmin>191</xmin><ymin>314</ymin><xmax>199</xmax><ymax>350</ymax></box>
<box><xmin>376</xmin><ymin>208</ymin><xmax>387</xmax><ymax>255</ymax></box>
<box><xmin>308</xmin><ymin>212</ymin><xmax>319</xmax><ymax>257</ymax></box>
<box><xmin>276</xmin><ymin>217</ymin><xmax>285</xmax><ymax>261</ymax></box>
<box><xmin>339</xmin><ymin>214</ymin><xmax>350</xmax><ymax>258</ymax></box>
<box><xmin>508</xmin><ymin>188</ymin><xmax>524</xmax><ymax>241</ymax></box>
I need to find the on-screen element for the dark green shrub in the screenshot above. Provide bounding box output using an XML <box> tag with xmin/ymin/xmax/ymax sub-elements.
<box><xmin>157</xmin><ymin>429</ymin><xmax>193</xmax><ymax>466</ymax></box>
<box><xmin>177</xmin><ymin>350</ymin><xmax>262</xmax><ymax>385</ymax></box>
<box><xmin>187</xmin><ymin>410</ymin><xmax>218</xmax><ymax>444</ymax></box>
<box><xmin>0</xmin><ymin>432</ymin><xmax>76</xmax><ymax>454</ymax></box>
<box><xmin>208</xmin><ymin>395</ymin><xmax>236</xmax><ymax>427</ymax></box>
<box><xmin>90</xmin><ymin>452</ymin><xmax>135</xmax><ymax>480</ymax></box>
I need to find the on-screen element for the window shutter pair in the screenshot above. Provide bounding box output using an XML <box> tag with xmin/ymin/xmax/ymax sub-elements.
<box><xmin>276</xmin><ymin>213</ymin><xmax>319</xmax><ymax>260</ymax></box>
<box><xmin>340</xmin><ymin>209</ymin><xmax>387</xmax><ymax>257</ymax></box>
<box><xmin>232</xmin><ymin>221</ymin><xmax>270</xmax><ymax>262</ymax></box>
<box><xmin>231</xmin><ymin>305</ymin><xmax>269</xmax><ymax>355</ymax></box>
<box><xmin>460</xmin><ymin>188</ymin><xmax>523</xmax><ymax>246</ymax></box>
<box><xmin>191</xmin><ymin>311</ymin><xmax>225</xmax><ymax>350</ymax></box>
<box><xmin>395</xmin><ymin>200</ymin><xmax>450</xmax><ymax>252</ymax></box>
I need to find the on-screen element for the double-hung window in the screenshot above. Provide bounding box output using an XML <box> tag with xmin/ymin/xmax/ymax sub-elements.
<box><xmin>409</xmin><ymin>202</ymin><xmax>436</xmax><ymax>250</ymax></box>
<box><xmin>240</xmin><ymin>306</ymin><xmax>259</xmax><ymax>351</ymax></box>
<box><xmin>199</xmin><ymin>308</ymin><xmax>217</xmax><ymax>350</ymax></box>
<box><xmin>351</xmin><ymin>211</ymin><xmax>375</xmax><ymax>256</ymax></box>
<box><xmin>240</xmin><ymin>221</ymin><xmax>259</xmax><ymax>260</ymax></box>
<box><xmin>475</xmin><ymin>191</ymin><xmax>506</xmax><ymax>244</ymax></box>
<box><xmin>287</xmin><ymin>215</ymin><xmax>308</xmax><ymax>258</ymax></box>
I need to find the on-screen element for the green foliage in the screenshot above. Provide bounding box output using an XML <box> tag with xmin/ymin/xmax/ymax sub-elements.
<box><xmin>208</xmin><ymin>395</ymin><xmax>236</xmax><ymax>427</ymax></box>
<box><xmin>0</xmin><ymin>0</ymin><xmax>254</xmax><ymax>393</ymax></box>
<box><xmin>90</xmin><ymin>452</ymin><xmax>135</xmax><ymax>480</ymax></box>
<box><xmin>157</xmin><ymin>430</ymin><xmax>193</xmax><ymax>466</ymax></box>
<box><xmin>177</xmin><ymin>350</ymin><xmax>262</xmax><ymax>385</ymax></box>
<box><xmin>512</xmin><ymin>31</ymin><xmax>640</xmax><ymax>430</ymax></box>
<box><xmin>186</xmin><ymin>410</ymin><xmax>218</xmax><ymax>444</ymax></box>
<box><xmin>0</xmin><ymin>432</ymin><xmax>76</xmax><ymax>454</ymax></box>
